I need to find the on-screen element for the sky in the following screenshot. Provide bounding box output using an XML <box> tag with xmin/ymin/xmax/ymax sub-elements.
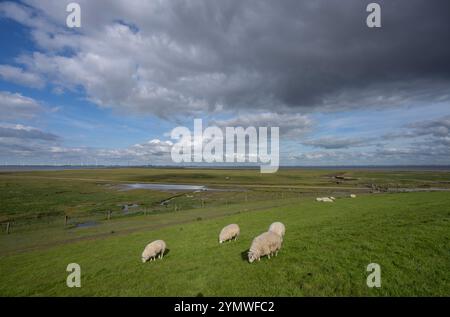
<box><xmin>0</xmin><ymin>0</ymin><xmax>449</xmax><ymax>166</ymax></box>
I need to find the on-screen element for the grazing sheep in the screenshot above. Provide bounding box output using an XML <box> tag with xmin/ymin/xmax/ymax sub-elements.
<box><xmin>142</xmin><ymin>240</ymin><xmax>166</xmax><ymax>263</ymax></box>
<box><xmin>350</xmin><ymin>194</ymin><xmax>356</xmax><ymax>198</ymax></box>
<box><xmin>268</xmin><ymin>222</ymin><xmax>285</xmax><ymax>238</ymax></box>
<box><xmin>219</xmin><ymin>224</ymin><xmax>240</xmax><ymax>243</ymax></box>
<box><xmin>248</xmin><ymin>231</ymin><xmax>283</xmax><ymax>263</ymax></box>
<box><xmin>316</xmin><ymin>197</ymin><xmax>334</xmax><ymax>202</ymax></box>
<box><xmin>330</xmin><ymin>196</ymin><xmax>336</xmax><ymax>201</ymax></box>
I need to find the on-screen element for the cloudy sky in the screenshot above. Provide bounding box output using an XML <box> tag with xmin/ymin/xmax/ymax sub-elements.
<box><xmin>0</xmin><ymin>0</ymin><xmax>449</xmax><ymax>166</ymax></box>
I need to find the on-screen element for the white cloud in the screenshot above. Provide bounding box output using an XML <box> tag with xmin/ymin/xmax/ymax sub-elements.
<box><xmin>0</xmin><ymin>65</ymin><xmax>44</xmax><ymax>88</ymax></box>
<box><xmin>0</xmin><ymin>123</ymin><xmax>59</xmax><ymax>140</ymax></box>
<box><xmin>0</xmin><ymin>91</ymin><xmax>43</xmax><ymax>120</ymax></box>
<box><xmin>0</xmin><ymin>128</ymin><xmax>174</xmax><ymax>164</ymax></box>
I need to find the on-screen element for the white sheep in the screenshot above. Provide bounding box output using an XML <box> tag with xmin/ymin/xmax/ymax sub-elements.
<box><xmin>268</xmin><ymin>222</ymin><xmax>285</xmax><ymax>238</ymax></box>
<box><xmin>329</xmin><ymin>196</ymin><xmax>336</xmax><ymax>201</ymax></box>
<box><xmin>141</xmin><ymin>240</ymin><xmax>166</xmax><ymax>263</ymax></box>
<box><xmin>248</xmin><ymin>231</ymin><xmax>283</xmax><ymax>263</ymax></box>
<box><xmin>350</xmin><ymin>194</ymin><xmax>356</xmax><ymax>198</ymax></box>
<box><xmin>219</xmin><ymin>224</ymin><xmax>240</xmax><ymax>243</ymax></box>
<box><xmin>316</xmin><ymin>197</ymin><xmax>334</xmax><ymax>202</ymax></box>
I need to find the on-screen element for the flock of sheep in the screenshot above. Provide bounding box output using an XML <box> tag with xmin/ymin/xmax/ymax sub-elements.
<box><xmin>141</xmin><ymin>221</ymin><xmax>286</xmax><ymax>264</ymax></box>
<box><xmin>316</xmin><ymin>193</ymin><xmax>356</xmax><ymax>202</ymax></box>
<box><xmin>141</xmin><ymin>194</ymin><xmax>359</xmax><ymax>263</ymax></box>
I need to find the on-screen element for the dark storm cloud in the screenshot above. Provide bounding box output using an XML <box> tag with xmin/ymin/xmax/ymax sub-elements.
<box><xmin>228</xmin><ymin>0</ymin><xmax>450</xmax><ymax>112</ymax></box>
<box><xmin>132</xmin><ymin>0</ymin><xmax>450</xmax><ymax>113</ymax></box>
<box><xmin>144</xmin><ymin>0</ymin><xmax>450</xmax><ymax>112</ymax></box>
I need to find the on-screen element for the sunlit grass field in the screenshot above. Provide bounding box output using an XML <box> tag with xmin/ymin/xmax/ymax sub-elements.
<box><xmin>0</xmin><ymin>168</ymin><xmax>449</xmax><ymax>296</ymax></box>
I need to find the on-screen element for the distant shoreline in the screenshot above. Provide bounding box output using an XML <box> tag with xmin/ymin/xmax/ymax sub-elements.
<box><xmin>1</xmin><ymin>165</ymin><xmax>450</xmax><ymax>172</ymax></box>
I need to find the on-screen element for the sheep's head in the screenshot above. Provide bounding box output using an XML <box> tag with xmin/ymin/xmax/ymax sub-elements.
<box><xmin>248</xmin><ymin>251</ymin><xmax>257</xmax><ymax>263</ymax></box>
<box><xmin>141</xmin><ymin>257</ymin><xmax>147</xmax><ymax>263</ymax></box>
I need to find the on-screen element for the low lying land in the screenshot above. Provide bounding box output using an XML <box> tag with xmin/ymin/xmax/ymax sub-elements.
<box><xmin>0</xmin><ymin>168</ymin><xmax>449</xmax><ymax>296</ymax></box>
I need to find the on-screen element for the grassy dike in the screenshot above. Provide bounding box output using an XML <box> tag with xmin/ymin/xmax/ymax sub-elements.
<box><xmin>0</xmin><ymin>191</ymin><xmax>449</xmax><ymax>296</ymax></box>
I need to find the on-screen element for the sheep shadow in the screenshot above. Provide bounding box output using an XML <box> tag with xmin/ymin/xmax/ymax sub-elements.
<box><xmin>240</xmin><ymin>249</ymin><xmax>249</xmax><ymax>262</ymax></box>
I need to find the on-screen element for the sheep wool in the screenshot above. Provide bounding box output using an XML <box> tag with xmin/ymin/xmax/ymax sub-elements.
<box><xmin>248</xmin><ymin>231</ymin><xmax>283</xmax><ymax>263</ymax></box>
<box><xmin>268</xmin><ymin>222</ymin><xmax>286</xmax><ymax>238</ymax></box>
<box><xmin>219</xmin><ymin>224</ymin><xmax>240</xmax><ymax>243</ymax></box>
<box><xmin>316</xmin><ymin>197</ymin><xmax>334</xmax><ymax>202</ymax></box>
<box><xmin>142</xmin><ymin>240</ymin><xmax>166</xmax><ymax>263</ymax></box>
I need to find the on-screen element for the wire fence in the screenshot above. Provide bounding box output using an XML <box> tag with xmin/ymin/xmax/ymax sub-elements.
<box><xmin>0</xmin><ymin>189</ymin><xmax>331</xmax><ymax>235</ymax></box>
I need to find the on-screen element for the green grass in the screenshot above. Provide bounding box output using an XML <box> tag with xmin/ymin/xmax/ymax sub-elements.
<box><xmin>2</xmin><ymin>167</ymin><xmax>449</xmax><ymax>222</ymax></box>
<box><xmin>0</xmin><ymin>191</ymin><xmax>449</xmax><ymax>296</ymax></box>
<box><xmin>0</xmin><ymin>175</ymin><xmax>171</xmax><ymax>219</ymax></box>
<box><xmin>3</xmin><ymin>167</ymin><xmax>450</xmax><ymax>188</ymax></box>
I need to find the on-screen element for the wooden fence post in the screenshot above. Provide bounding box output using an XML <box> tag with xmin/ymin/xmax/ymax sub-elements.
<box><xmin>64</xmin><ymin>215</ymin><xmax>68</xmax><ymax>226</ymax></box>
<box><xmin>107</xmin><ymin>210</ymin><xmax>111</xmax><ymax>220</ymax></box>
<box><xmin>6</xmin><ymin>222</ymin><xmax>10</xmax><ymax>234</ymax></box>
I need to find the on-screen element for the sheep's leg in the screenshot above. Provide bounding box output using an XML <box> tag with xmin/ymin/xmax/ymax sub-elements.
<box><xmin>275</xmin><ymin>251</ymin><xmax>278</xmax><ymax>257</ymax></box>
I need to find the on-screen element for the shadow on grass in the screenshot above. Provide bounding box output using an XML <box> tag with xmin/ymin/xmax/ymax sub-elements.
<box><xmin>240</xmin><ymin>249</ymin><xmax>249</xmax><ymax>262</ymax></box>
